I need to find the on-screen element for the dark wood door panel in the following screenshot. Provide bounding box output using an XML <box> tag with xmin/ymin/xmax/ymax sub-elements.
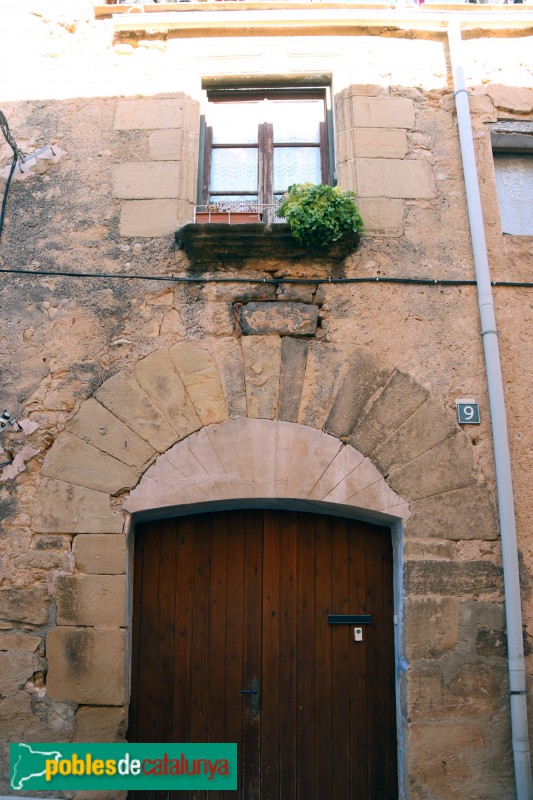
<box><xmin>128</xmin><ymin>509</ymin><xmax>398</xmax><ymax>800</ymax></box>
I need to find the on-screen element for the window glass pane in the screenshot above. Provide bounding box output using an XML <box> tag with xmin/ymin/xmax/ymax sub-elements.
<box><xmin>273</xmin><ymin>147</ymin><xmax>321</xmax><ymax>192</ymax></box>
<box><xmin>271</xmin><ymin>99</ymin><xmax>323</xmax><ymax>143</ymax></box>
<box><xmin>208</xmin><ymin>102</ymin><xmax>259</xmax><ymax>144</ymax></box>
<box><xmin>211</xmin><ymin>148</ymin><xmax>258</xmax><ymax>192</ymax></box>
<box><xmin>494</xmin><ymin>155</ymin><xmax>533</xmax><ymax>235</ymax></box>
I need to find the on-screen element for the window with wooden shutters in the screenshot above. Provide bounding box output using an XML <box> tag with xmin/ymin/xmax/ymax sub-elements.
<box><xmin>201</xmin><ymin>88</ymin><xmax>331</xmax><ymax>222</ymax></box>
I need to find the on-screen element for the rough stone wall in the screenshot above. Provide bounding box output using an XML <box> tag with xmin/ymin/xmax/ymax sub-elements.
<box><xmin>0</xmin><ymin>3</ymin><xmax>532</xmax><ymax>799</ymax></box>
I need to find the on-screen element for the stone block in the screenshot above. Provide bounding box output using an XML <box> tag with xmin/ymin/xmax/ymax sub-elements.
<box><xmin>407</xmin><ymin>483</ymin><xmax>498</xmax><ymax>540</ymax></box>
<box><xmin>41</xmin><ymin>432</ymin><xmax>139</xmax><ymax>495</ymax></box>
<box><xmin>33</xmin><ymin>478</ymin><xmax>124</xmax><ymax>534</ymax></box>
<box><xmin>298</xmin><ymin>342</ymin><xmax>348</xmax><ymax>429</ymax></box>
<box><xmin>112</xmin><ymin>162</ymin><xmax>180</xmax><ymax>200</ymax></box>
<box><xmin>170</xmin><ymin>342</ymin><xmax>228</xmax><ymax>425</ymax></box>
<box><xmin>357</xmin><ymin>158</ymin><xmax>436</xmax><ymax>199</ymax></box>
<box><xmin>149</xmin><ymin>129</ymin><xmax>183</xmax><ymax>160</ymax></box>
<box><xmin>213</xmin><ymin>338</ymin><xmax>247</xmax><ymax>418</ymax></box>
<box><xmin>408</xmin><ymin>663</ymin><xmax>503</xmax><ymax>721</ymax></box>
<box><xmin>349</xmin><ymin>369</ymin><xmax>428</xmax><ymax>456</ymax></box>
<box><xmin>459</xmin><ymin>600</ymin><xmax>506</xmax><ymax>659</ymax></box>
<box><xmin>178</xmin><ymin>161</ymin><xmax>197</xmax><ymax>203</ymax></box>
<box><xmin>0</xmin><ymin>651</ymin><xmax>38</xmax><ymax>694</ymax></box>
<box><xmin>333</xmin><ymin>90</ymin><xmax>353</xmax><ymax>133</ymax></box>
<box><xmin>276</xmin><ymin>283</ymin><xmax>316</xmax><ymax>303</ymax></box>
<box><xmin>308</xmin><ymin>445</ymin><xmax>365</xmax><ymax>501</ymax></box>
<box><xmin>73</xmin><ymin>534</ymin><xmax>126</xmax><ymax>575</ymax></box>
<box><xmin>337</xmin><ymin>128</ymin><xmax>354</xmax><ymax>163</ymax></box>
<box><xmin>348</xmin><ymin>84</ymin><xmax>383</xmax><ymax>97</ymax></box>
<box><xmin>372</xmin><ymin>398</ymin><xmax>459</xmax><ymax>475</ymax></box>
<box><xmin>0</xmin><ymin>632</ymin><xmax>41</xmax><ymax>652</ymax></box>
<box><xmin>405</xmin><ymin>560</ymin><xmax>502</xmax><ymax>596</ymax></box>
<box><xmin>353</xmin><ymin>128</ymin><xmax>408</xmax><ymax>158</ymax></box>
<box><xmin>14</xmin><ymin>551</ymin><xmax>70</xmax><ymax>571</ymax></box>
<box><xmin>404</xmin><ymin>539</ymin><xmax>454</xmax><ymax>560</ymax></box>
<box><xmin>240</xmin><ymin>302</ymin><xmax>318</xmax><ymax>336</ymax></box>
<box><xmin>72</xmin><ymin>705</ymin><xmax>127</xmax><ymax>743</ymax></box>
<box><xmin>134</xmin><ymin>349</ymin><xmax>202</xmax><ymax>439</ymax></box>
<box><xmin>485</xmin><ymin>84</ymin><xmax>533</xmax><ymax>114</ymax></box>
<box><xmin>408</xmin><ymin>722</ymin><xmax>489</xmax><ymax>790</ymax></box>
<box><xmin>336</xmin><ymin>159</ymin><xmax>357</xmax><ymax>193</ymax></box>
<box><xmin>0</xmin><ymin>587</ymin><xmax>49</xmax><ymax>625</ymax></box>
<box><xmin>96</xmin><ymin>371</ymin><xmax>179</xmax><ymax>453</ymax></box>
<box><xmin>321</xmin><ymin>457</ymin><xmax>385</xmax><ymax>505</ymax></box>
<box><xmin>325</xmin><ymin>350</ymin><xmax>393</xmax><ymax>438</ymax></box>
<box><xmin>242</xmin><ymin>335</ymin><xmax>281</xmax><ymax>420</ymax></box>
<box><xmin>279</xmin><ymin>338</ymin><xmax>308</xmax><ymax>423</ymax></box>
<box><xmin>356</xmin><ymin>198</ymin><xmax>404</xmax><ymax>236</ymax></box>
<box><xmin>114</xmin><ymin>98</ymin><xmax>184</xmax><ymax>130</ymax></box>
<box><xmin>120</xmin><ymin>200</ymin><xmax>178</xmax><ymax>237</ymax></box>
<box><xmin>56</xmin><ymin>575</ymin><xmax>126</xmax><ymax>627</ymax></box>
<box><xmin>46</xmin><ymin>627</ymin><xmax>126</xmax><ymax>705</ymax></box>
<box><xmin>405</xmin><ymin>598</ymin><xmax>461</xmax><ymax>660</ymax></box>
<box><xmin>183</xmin><ymin>96</ymin><xmax>200</xmax><ymax>137</ymax></box>
<box><xmin>387</xmin><ymin>433</ymin><xmax>476</xmax><ymax>500</ymax></box>
<box><xmin>67</xmin><ymin>398</ymin><xmax>156</xmax><ymax>469</ymax></box>
<box><xmin>351</xmin><ymin>96</ymin><xmax>415</xmax><ymax>129</ymax></box>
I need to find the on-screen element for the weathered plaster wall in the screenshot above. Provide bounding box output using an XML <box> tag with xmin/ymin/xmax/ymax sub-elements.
<box><xmin>0</xmin><ymin>3</ymin><xmax>532</xmax><ymax>799</ymax></box>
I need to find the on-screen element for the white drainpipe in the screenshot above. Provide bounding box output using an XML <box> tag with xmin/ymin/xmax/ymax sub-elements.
<box><xmin>448</xmin><ymin>19</ymin><xmax>533</xmax><ymax>800</ymax></box>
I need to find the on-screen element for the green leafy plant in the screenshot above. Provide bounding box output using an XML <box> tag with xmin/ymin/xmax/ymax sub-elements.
<box><xmin>276</xmin><ymin>183</ymin><xmax>364</xmax><ymax>250</ymax></box>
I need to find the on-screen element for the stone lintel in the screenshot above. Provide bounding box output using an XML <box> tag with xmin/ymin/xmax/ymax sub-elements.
<box><xmin>240</xmin><ymin>302</ymin><xmax>318</xmax><ymax>336</ymax></box>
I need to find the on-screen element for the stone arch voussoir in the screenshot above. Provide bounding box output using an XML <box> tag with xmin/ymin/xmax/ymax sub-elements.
<box><xmin>35</xmin><ymin>337</ymin><xmax>494</xmax><ymax>539</ymax></box>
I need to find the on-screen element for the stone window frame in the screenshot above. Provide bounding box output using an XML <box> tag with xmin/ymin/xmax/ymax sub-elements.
<box><xmin>490</xmin><ymin>121</ymin><xmax>533</xmax><ymax>237</ymax></box>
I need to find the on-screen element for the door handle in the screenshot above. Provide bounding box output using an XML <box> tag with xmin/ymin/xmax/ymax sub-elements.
<box><xmin>238</xmin><ymin>676</ymin><xmax>259</xmax><ymax>716</ymax></box>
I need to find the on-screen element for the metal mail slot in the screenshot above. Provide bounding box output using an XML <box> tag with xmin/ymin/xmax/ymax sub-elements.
<box><xmin>327</xmin><ymin>614</ymin><xmax>372</xmax><ymax>625</ymax></box>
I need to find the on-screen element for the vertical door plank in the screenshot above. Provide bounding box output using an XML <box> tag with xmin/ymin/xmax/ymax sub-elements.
<box><xmin>153</xmin><ymin>520</ymin><xmax>178</xmax><ymax>741</ymax></box>
<box><xmin>347</xmin><ymin>518</ymin><xmax>369</xmax><ymax>798</ymax></box>
<box><xmin>314</xmin><ymin>514</ymin><xmax>334</xmax><ymax>800</ymax></box>
<box><xmin>365</xmin><ymin>524</ymin><xmax>388</xmax><ymax>799</ymax></box>
<box><xmin>135</xmin><ymin>521</ymin><xmax>162</xmax><ymax>743</ymax></box>
<box><xmin>278</xmin><ymin>511</ymin><xmax>298</xmax><ymax>800</ymax></box>
<box><xmin>224</xmin><ymin>512</ymin><xmax>246</xmax><ymax>800</ymax></box>
<box><xmin>189</xmin><ymin>514</ymin><xmax>211</xmax><ymax>745</ymax></box>
<box><xmin>331</xmin><ymin>517</ymin><xmax>351</xmax><ymax>800</ymax></box>
<box><xmin>242</xmin><ymin>511</ymin><xmax>263</xmax><ymax>800</ymax></box>
<box><xmin>171</xmin><ymin>516</ymin><xmax>194</xmax><ymax>744</ymax></box>
<box><xmin>295</xmin><ymin>513</ymin><xmax>315</xmax><ymax>800</ymax></box>
<box><xmin>207</xmin><ymin>512</ymin><xmax>228</xmax><ymax>744</ymax></box>
<box><xmin>262</xmin><ymin>510</ymin><xmax>281</xmax><ymax>800</ymax></box>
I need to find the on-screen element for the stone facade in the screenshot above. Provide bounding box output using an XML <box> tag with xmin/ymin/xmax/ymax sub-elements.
<box><xmin>0</xmin><ymin>2</ymin><xmax>532</xmax><ymax>799</ymax></box>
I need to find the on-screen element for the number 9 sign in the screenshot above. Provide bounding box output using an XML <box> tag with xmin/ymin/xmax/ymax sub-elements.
<box><xmin>456</xmin><ymin>400</ymin><xmax>481</xmax><ymax>425</ymax></box>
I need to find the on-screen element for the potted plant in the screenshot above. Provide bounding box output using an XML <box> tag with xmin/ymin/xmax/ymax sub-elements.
<box><xmin>275</xmin><ymin>183</ymin><xmax>364</xmax><ymax>250</ymax></box>
<box><xmin>195</xmin><ymin>202</ymin><xmax>263</xmax><ymax>224</ymax></box>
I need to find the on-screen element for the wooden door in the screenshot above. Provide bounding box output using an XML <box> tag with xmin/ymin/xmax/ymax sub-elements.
<box><xmin>128</xmin><ymin>509</ymin><xmax>398</xmax><ymax>800</ymax></box>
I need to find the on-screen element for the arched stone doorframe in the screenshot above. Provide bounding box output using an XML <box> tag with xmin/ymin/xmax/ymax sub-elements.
<box><xmin>123</xmin><ymin>417</ymin><xmax>411</xmax><ymax>795</ymax></box>
<box><xmin>33</xmin><ymin>339</ymin><xmax>498</xmax><ymax>796</ymax></box>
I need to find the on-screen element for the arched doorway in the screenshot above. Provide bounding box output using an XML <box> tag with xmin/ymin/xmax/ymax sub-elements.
<box><xmin>128</xmin><ymin>507</ymin><xmax>397</xmax><ymax>799</ymax></box>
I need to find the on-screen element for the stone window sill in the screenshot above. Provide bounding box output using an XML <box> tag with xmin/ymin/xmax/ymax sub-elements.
<box><xmin>175</xmin><ymin>222</ymin><xmax>360</xmax><ymax>269</ymax></box>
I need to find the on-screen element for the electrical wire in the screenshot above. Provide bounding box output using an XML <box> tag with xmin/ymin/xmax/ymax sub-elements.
<box><xmin>0</xmin><ymin>110</ymin><xmax>25</xmax><ymax>242</ymax></box>
<box><xmin>1</xmin><ymin>266</ymin><xmax>533</xmax><ymax>287</ymax></box>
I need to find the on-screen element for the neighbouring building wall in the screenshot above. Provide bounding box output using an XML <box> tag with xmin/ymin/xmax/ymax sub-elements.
<box><xmin>0</xmin><ymin>3</ymin><xmax>532</xmax><ymax>799</ymax></box>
